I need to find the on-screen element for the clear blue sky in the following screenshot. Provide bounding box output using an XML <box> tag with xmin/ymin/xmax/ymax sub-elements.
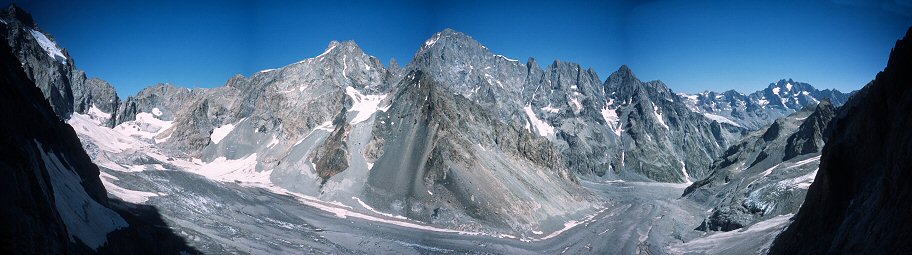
<box><xmin>7</xmin><ymin>0</ymin><xmax>911</xmax><ymax>97</ymax></box>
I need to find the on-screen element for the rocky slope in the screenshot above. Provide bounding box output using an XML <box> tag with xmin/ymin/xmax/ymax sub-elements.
<box><xmin>408</xmin><ymin>29</ymin><xmax>746</xmax><ymax>182</ymax></box>
<box><xmin>680</xmin><ymin>79</ymin><xmax>851</xmax><ymax>130</ymax></box>
<box><xmin>769</xmin><ymin>27</ymin><xmax>912</xmax><ymax>254</ymax></box>
<box><xmin>0</xmin><ymin>23</ymin><xmax>195</xmax><ymax>254</ymax></box>
<box><xmin>682</xmin><ymin>101</ymin><xmax>836</xmax><ymax>232</ymax></box>
<box><xmin>3</xmin><ymin>18</ymin><xmax>754</xmax><ymax>233</ymax></box>
<box><xmin>0</xmin><ymin>5</ymin><xmax>120</xmax><ymax>127</ymax></box>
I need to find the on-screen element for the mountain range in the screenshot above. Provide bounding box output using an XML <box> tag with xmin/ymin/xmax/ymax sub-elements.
<box><xmin>3</xmin><ymin>4</ymin><xmax>909</xmax><ymax>254</ymax></box>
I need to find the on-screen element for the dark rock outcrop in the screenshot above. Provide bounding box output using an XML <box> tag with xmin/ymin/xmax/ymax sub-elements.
<box><xmin>782</xmin><ymin>100</ymin><xmax>835</xmax><ymax>161</ymax></box>
<box><xmin>1</xmin><ymin>5</ymin><xmax>120</xmax><ymax>126</ymax></box>
<box><xmin>0</xmin><ymin>23</ymin><xmax>196</xmax><ymax>254</ymax></box>
<box><xmin>683</xmin><ymin>102</ymin><xmax>836</xmax><ymax>232</ymax></box>
<box><xmin>769</xmin><ymin>27</ymin><xmax>912</xmax><ymax>254</ymax></box>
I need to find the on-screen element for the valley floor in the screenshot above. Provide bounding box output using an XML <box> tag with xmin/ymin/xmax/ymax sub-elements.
<box><xmin>100</xmin><ymin>166</ymin><xmax>790</xmax><ymax>254</ymax></box>
<box><xmin>70</xmin><ymin>108</ymin><xmax>790</xmax><ymax>254</ymax></box>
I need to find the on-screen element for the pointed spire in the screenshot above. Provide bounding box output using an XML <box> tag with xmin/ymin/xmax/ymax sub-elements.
<box><xmin>389</xmin><ymin>58</ymin><xmax>400</xmax><ymax>70</ymax></box>
<box><xmin>606</xmin><ymin>65</ymin><xmax>639</xmax><ymax>87</ymax></box>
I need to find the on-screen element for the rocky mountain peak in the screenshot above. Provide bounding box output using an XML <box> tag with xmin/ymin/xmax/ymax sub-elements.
<box><xmin>606</xmin><ymin>64</ymin><xmax>638</xmax><ymax>87</ymax></box>
<box><xmin>4</xmin><ymin>4</ymin><xmax>35</xmax><ymax>27</ymax></box>
<box><xmin>782</xmin><ymin>99</ymin><xmax>836</xmax><ymax>161</ymax></box>
<box><xmin>327</xmin><ymin>40</ymin><xmax>366</xmax><ymax>56</ymax></box>
<box><xmin>414</xmin><ymin>28</ymin><xmax>495</xmax><ymax>61</ymax></box>
<box><xmin>766</xmin><ymin>78</ymin><xmax>816</xmax><ymax>96</ymax></box>
<box><xmin>604</xmin><ymin>65</ymin><xmax>674</xmax><ymax>102</ymax></box>
<box><xmin>388</xmin><ymin>57</ymin><xmax>400</xmax><ymax>70</ymax></box>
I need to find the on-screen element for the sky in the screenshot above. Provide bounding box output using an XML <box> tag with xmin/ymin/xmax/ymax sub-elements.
<box><xmin>6</xmin><ymin>0</ymin><xmax>911</xmax><ymax>97</ymax></box>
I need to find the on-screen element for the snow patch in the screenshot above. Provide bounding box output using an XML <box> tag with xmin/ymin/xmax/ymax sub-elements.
<box><xmin>194</xmin><ymin>154</ymin><xmax>268</xmax><ymax>184</ymax></box>
<box><xmin>345</xmin><ymin>86</ymin><xmax>389</xmax><ymax>124</ymax></box>
<box><xmin>541</xmin><ymin>104</ymin><xmax>560</xmax><ymax>113</ymax></box>
<box><xmin>483</xmin><ymin>73</ymin><xmax>504</xmax><ymax>88</ymax></box>
<box><xmin>88</xmin><ymin>105</ymin><xmax>111</xmax><ymax>120</ymax></box>
<box><xmin>424</xmin><ymin>33</ymin><xmax>441</xmax><ymax>48</ymax></box>
<box><xmin>524</xmin><ymin>105</ymin><xmax>555</xmax><ymax>137</ymax></box>
<box><xmin>298</xmin><ymin>44</ymin><xmax>337</xmax><ymax>63</ymax></box>
<box><xmin>114</xmin><ymin>112</ymin><xmax>173</xmax><ymax>141</ymax></box>
<box><xmin>68</xmin><ymin>113</ymin><xmax>136</xmax><ymax>152</ymax></box>
<box><xmin>787</xmin><ymin>155</ymin><xmax>821</xmax><ymax>169</ymax></box>
<box><xmin>670</xmin><ymin>213</ymin><xmax>793</xmax><ymax>254</ymax></box>
<box><xmin>151</xmin><ymin>107</ymin><xmax>163</xmax><ymax>116</ymax></box>
<box><xmin>494</xmin><ymin>54</ymin><xmax>518</xmax><ymax>62</ymax></box>
<box><xmin>680</xmin><ymin>160</ymin><xmax>693</xmax><ymax>184</ymax></box>
<box><xmin>600</xmin><ymin>105</ymin><xmax>622</xmax><ymax>136</ymax></box>
<box><xmin>702</xmin><ymin>113</ymin><xmax>741</xmax><ymax>127</ymax></box>
<box><xmin>210</xmin><ymin>123</ymin><xmax>236</xmax><ymax>144</ymax></box>
<box><xmin>99</xmin><ymin>172</ymin><xmax>160</xmax><ymax>204</ymax></box>
<box><xmin>569</xmin><ymin>97</ymin><xmax>582</xmax><ymax>113</ymax></box>
<box><xmin>679</xmin><ymin>93</ymin><xmax>699</xmax><ymax>101</ymax></box>
<box><xmin>29</xmin><ymin>29</ymin><xmax>67</xmax><ymax>63</ymax></box>
<box><xmin>772</xmin><ymin>87</ymin><xmax>781</xmax><ymax>95</ymax></box>
<box><xmin>778</xmin><ymin>167</ymin><xmax>819</xmax><ymax>189</ymax></box>
<box><xmin>35</xmin><ymin>140</ymin><xmax>127</xmax><ymax>250</ymax></box>
<box><xmin>760</xmin><ymin>163</ymin><xmax>783</xmax><ymax>177</ymax></box>
<box><xmin>652</xmin><ymin>102</ymin><xmax>669</xmax><ymax>129</ymax></box>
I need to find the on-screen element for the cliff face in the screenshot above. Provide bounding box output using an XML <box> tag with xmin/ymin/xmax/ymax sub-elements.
<box><xmin>1</xmin><ymin>5</ymin><xmax>120</xmax><ymax>126</ymax></box>
<box><xmin>0</xmin><ymin>20</ymin><xmax>195</xmax><ymax>254</ymax></box>
<box><xmin>769</xmin><ymin>27</ymin><xmax>912</xmax><ymax>254</ymax></box>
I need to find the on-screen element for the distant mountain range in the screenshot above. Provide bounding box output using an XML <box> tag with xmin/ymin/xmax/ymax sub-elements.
<box><xmin>679</xmin><ymin>79</ymin><xmax>852</xmax><ymax>130</ymax></box>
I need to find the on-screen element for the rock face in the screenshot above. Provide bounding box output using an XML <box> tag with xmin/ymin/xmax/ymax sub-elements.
<box><xmin>7</xmin><ymin>24</ymin><xmax>753</xmax><ymax>233</ymax></box>
<box><xmin>783</xmin><ymin>100</ymin><xmax>835</xmax><ymax>161</ymax></box>
<box><xmin>683</xmin><ymin>101</ymin><xmax>836</xmax><ymax>232</ymax></box>
<box><xmin>601</xmin><ymin>66</ymin><xmax>746</xmax><ymax>182</ymax></box>
<box><xmin>679</xmin><ymin>79</ymin><xmax>851</xmax><ymax>130</ymax></box>
<box><xmin>0</xmin><ymin>5</ymin><xmax>120</xmax><ymax>126</ymax></box>
<box><xmin>362</xmin><ymin>71</ymin><xmax>590</xmax><ymax>231</ymax></box>
<box><xmin>408</xmin><ymin>29</ymin><xmax>745</xmax><ymax>182</ymax></box>
<box><xmin>0</xmin><ymin>22</ymin><xmax>195</xmax><ymax>254</ymax></box>
<box><xmin>769</xmin><ymin>27</ymin><xmax>912</xmax><ymax>254</ymax></box>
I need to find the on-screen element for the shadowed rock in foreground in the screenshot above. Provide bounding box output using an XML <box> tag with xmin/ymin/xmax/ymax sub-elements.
<box><xmin>769</xmin><ymin>27</ymin><xmax>912</xmax><ymax>254</ymax></box>
<box><xmin>0</xmin><ymin>19</ymin><xmax>196</xmax><ymax>254</ymax></box>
